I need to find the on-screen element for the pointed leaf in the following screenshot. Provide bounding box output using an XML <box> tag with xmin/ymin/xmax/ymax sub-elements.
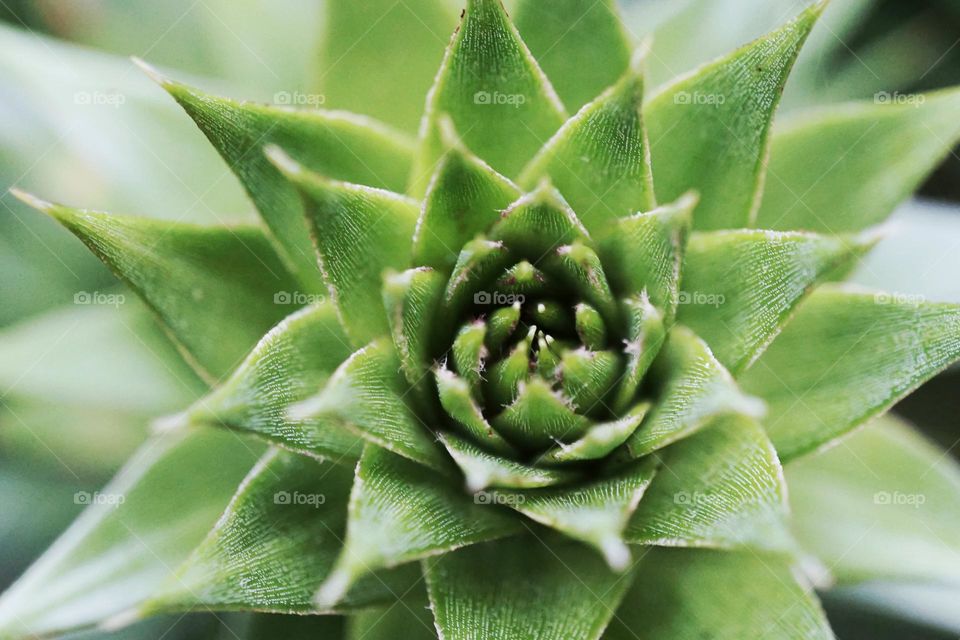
<box><xmin>384</xmin><ymin>267</ymin><xmax>447</xmax><ymax>391</ymax></box>
<box><xmin>0</xmin><ymin>429</ymin><xmax>262</xmax><ymax>639</ymax></box>
<box><xmin>413</xmin><ymin>0</ymin><xmax>567</xmax><ymax>190</ymax></box>
<box><xmin>514</xmin><ymin>0</ymin><xmax>633</xmax><ymax>111</ymax></box>
<box><xmin>740</xmin><ymin>285</ymin><xmax>960</xmax><ymax>461</ymax></box>
<box><xmin>492</xmin><ymin>377</ymin><xmax>592</xmax><ymax>450</ymax></box>
<box><xmin>612</xmin><ymin>294</ymin><xmax>665</xmax><ymax>413</ymax></box>
<box><xmin>268</xmin><ymin>150</ymin><xmax>419</xmax><ymax>346</ymax></box>
<box><xmin>787</xmin><ymin>414</ymin><xmax>960</xmax><ymax>587</ymax></box>
<box><xmin>490</xmin><ymin>184</ymin><xmax>591</xmax><ymax>259</ymax></box>
<box><xmin>538</xmin><ymin>403</ymin><xmax>650</xmax><ymax>464</ymax></box>
<box><xmin>292</xmin><ymin>340</ymin><xmax>447</xmax><ymax>471</ymax></box>
<box><xmin>626</xmin><ymin>414</ymin><xmax>792</xmax><ymax>550</ymax></box>
<box><xmin>14</xmin><ymin>192</ymin><xmax>300</xmax><ymax>383</ymax></box>
<box><xmin>425</xmin><ymin>535</ymin><xmax>635</xmax><ymax>640</ymax></box>
<box><xmin>177</xmin><ymin>301</ymin><xmax>360</xmax><ymax>462</ymax></box>
<box><xmin>316</xmin><ymin>446</ymin><xmax>521</xmax><ymax>607</ymax></box>
<box><xmin>320</xmin><ymin>0</ymin><xmax>456</xmax><ymax>132</ymax></box>
<box><xmin>519</xmin><ymin>52</ymin><xmax>655</xmax><ymax>234</ymax></box>
<box><xmin>439</xmin><ymin>432</ymin><xmax>577</xmax><ymax>491</ymax></box>
<box><xmin>146</xmin><ymin>67</ymin><xmax>415</xmax><ymax>288</ymax></box>
<box><xmin>627</xmin><ymin>327</ymin><xmax>765</xmax><ymax>457</ymax></box>
<box><xmin>644</xmin><ymin>3</ymin><xmax>823</xmax><ymax>229</ymax></box>
<box><xmin>606</xmin><ymin>548</ymin><xmax>834</xmax><ymax>640</ymax></box>
<box><xmin>757</xmin><ymin>88</ymin><xmax>960</xmax><ymax>232</ymax></box>
<box><xmin>546</xmin><ymin>242</ymin><xmax>620</xmax><ymax>326</ymax></box>
<box><xmin>143</xmin><ymin>449</ymin><xmax>417</xmax><ymax>615</ymax></box>
<box><xmin>436</xmin><ymin>367</ymin><xmax>516</xmax><ymax>455</ymax></box>
<box><xmin>678</xmin><ymin>229</ymin><xmax>872</xmax><ymax>373</ymax></box>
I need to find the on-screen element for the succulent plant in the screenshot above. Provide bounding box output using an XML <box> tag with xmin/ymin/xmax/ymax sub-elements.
<box><xmin>3</xmin><ymin>0</ymin><xmax>960</xmax><ymax>638</ymax></box>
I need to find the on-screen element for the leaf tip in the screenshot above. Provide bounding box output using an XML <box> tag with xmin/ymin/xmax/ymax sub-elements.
<box><xmin>130</xmin><ymin>57</ymin><xmax>172</xmax><ymax>88</ymax></box>
<box><xmin>8</xmin><ymin>188</ymin><xmax>54</xmax><ymax>214</ymax></box>
<box><xmin>263</xmin><ymin>144</ymin><xmax>305</xmax><ymax>179</ymax></box>
<box><xmin>98</xmin><ymin>608</ymin><xmax>143</xmax><ymax>633</ymax></box>
<box><xmin>599</xmin><ymin>537</ymin><xmax>632</xmax><ymax>572</ymax></box>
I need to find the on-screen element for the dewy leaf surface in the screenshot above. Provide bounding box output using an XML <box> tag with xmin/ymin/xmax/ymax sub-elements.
<box><xmin>787</xmin><ymin>414</ymin><xmax>960</xmax><ymax>587</ymax></box>
<box><xmin>14</xmin><ymin>192</ymin><xmax>300</xmax><ymax>383</ymax></box>
<box><xmin>413</xmin><ymin>0</ymin><xmax>567</xmax><ymax>192</ymax></box>
<box><xmin>425</xmin><ymin>534</ymin><xmax>635</xmax><ymax>640</ymax></box>
<box><xmin>177</xmin><ymin>301</ymin><xmax>360</xmax><ymax>462</ymax></box>
<box><xmin>677</xmin><ymin>229</ymin><xmax>871</xmax><ymax>372</ymax></box>
<box><xmin>268</xmin><ymin>150</ymin><xmax>419</xmax><ymax>347</ymax></box>
<box><xmin>0</xmin><ymin>429</ymin><xmax>262</xmax><ymax>638</ymax></box>
<box><xmin>644</xmin><ymin>3</ymin><xmax>823</xmax><ymax>229</ymax></box>
<box><xmin>757</xmin><ymin>88</ymin><xmax>960</xmax><ymax>232</ymax></box>
<box><xmin>605</xmin><ymin>548</ymin><xmax>834</xmax><ymax>640</ymax></box>
<box><xmin>145</xmin><ymin>66</ymin><xmax>415</xmax><ymax>289</ymax></box>
<box><xmin>740</xmin><ymin>285</ymin><xmax>960</xmax><ymax>461</ymax></box>
<box><xmin>626</xmin><ymin>414</ymin><xmax>792</xmax><ymax>551</ymax></box>
<box><xmin>316</xmin><ymin>446</ymin><xmax>521</xmax><ymax>607</ymax></box>
<box><xmin>519</xmin><ymin>50</ymin><xmax>655</xmax><ymax>235</ymax></box>
<box><xmin>514</xmin><ymin>0</ymin><xmax>633</xmax><ymax>112</ymax></box>
<box><xmin>143</xmin><ymin>449</ymin><xmax>417</xmax><ymax>615</ymax></box>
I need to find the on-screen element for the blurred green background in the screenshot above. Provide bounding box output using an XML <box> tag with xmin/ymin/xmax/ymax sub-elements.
<box><xmin>0</xmin><ymin>1</ymin><xmax>958</xmax><ymax>638</ymax></box>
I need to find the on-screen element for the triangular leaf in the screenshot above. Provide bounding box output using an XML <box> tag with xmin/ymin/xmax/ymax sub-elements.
<box><xmin>538</xmin><ymin>403</ymin><xmax>650</xmax><ymax>464</ymax></box>
<box><xmin>491</xmin><ymin>377</ymin><xmax>592</xmax><ymax>450</ymax></box>
<box><xmin>439</xmin><ymin>432</ymin><xmax>577</xmax><ymax>491</ymax></box>
<box><xmin>384</xmin><ymin>267</ymin><xmax>447</xmax><ymax>393</ymax></box>
<box><xmin>644</xmin><ymin>3</ymin><xmax>823</xmax><ymax>229</ymax></box>
<box><xmin>740</xmin><ymin>285</ymin><xmax>960</xmax><ymax>461</ymax></box>
<box><xmin>612</xmin><ymin>294</ymin><xmax>665</xmax><ymax>413</ymax></box>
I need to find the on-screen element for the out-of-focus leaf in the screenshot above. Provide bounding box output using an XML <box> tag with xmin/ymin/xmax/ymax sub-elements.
<box><xmin>413</xmin><ymin>0</ymin><xmax>567</xmax><ymax>192</ymax></box>
<box><xmin>149</xmin><ymin>67</ymin><xmax>415</xmax><ymax>289</ymax></box>
<box><xmin>827</xmin><ymin>581</ymin><xmax>960</xmax><ymax>635</ymax></box>
<box><xmin>787</xmin><ymin>414</ymin><xmax>960</xmax><ymax>586</ymax></box>
<box><xmin>626</xmin><ymin>415</ymin><xmax>792</xmax><ymax>551</ymax></box>
<box><xmin>315</xmin><ymin>446</ymin><xmax>520</xmax><ymax>607</ymax></box>
<box><xmin>425</xmin><ymin>534</ymin><xmax>635</xmax><ymax>640</ymax></box>
<box><xmin>626</xmin><ymin>327</ymin><xmax>765</xmax><ymax>457</ymax></box>
<box><xmin>14</xmin><ymin>192</ymin><xmax>300</xmax><ymax>383</ymax></box>
<box><xmin>678</xmin><ymin>229</ymin><xmax>871</xmax><ymax>372</ymax></box>
<box><xmin>514</xmin><ymin>0</ymin><xmax>633</xmax><ymax>112</ymax></box>
<box><xmin>143</xmin><ymin>449</ymin><xmax>415</xmax><ymax>615</ymax></box>
<box><xmin>757</xmin><ymin>89</ymin><xmax>960</xmax><ymax>232</ymax></box>
<box><xmin>644</xmin><ymin>3</ymin><xmax>823</xmax><ymax>230</ymax></box>
<box><xmin>605</xmin><ymin>548</ymin><xmax>834</xmax><ymax>640</ymax></box>
<box><xmin>383</xmin><ymin>268</ymin><xmax>446</xmax><ymax>394</ymax></box>
<box><xmin>176</xmin><ymin>302</ymin><xmax>360</xmax><ymax>462</ymax></box>
<box><xmin>320</xmin><ymin>0</ymin><xmax>457</xmax><ymax>132</ymax></box>
<box><xmin>346</xmin><ymin>586</ymin><xmax>436</xmax><ymax>640</ymax></box>
<box><xmin>0</xmin><ymin>429</ymin><xmax>262</xmax><ymax>639</ymax></box>
<box><xmin>519</xmin><ymin>51</ymin><xmax>655</xmax><ymax>235</ymax></box>
<box><xmin>741</xmin><ymin>285</ymin><xmax>960</xmax><ymax>461</ymax></box>
<box><xmin>267</xmin><ymin>150</ymin><xmax>419</xmax><ymax>347</ymax></box>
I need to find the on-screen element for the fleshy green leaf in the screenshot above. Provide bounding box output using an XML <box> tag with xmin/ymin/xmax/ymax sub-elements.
<box><xmin>599</xmin><ymin>192</ymin><xmax>696</xmax><ymax>318</ymax></box>
<box><xmin>174</xmin><ymin>301</ymin><xmax>360</xmax><ymax>462</ymax></box>
<box><xmin>267</xmin><ymin>150</ymin><xmax>419</xmax><ymax>347</ymax></box>
<box><xmin>439</xmin><ymin>432</ymin><xmax>577</xmax><ymax>491</ymax></box>
<box><xmin>383</xmin><ymin>267</ymin><xmax>447</xmax><ymax>392</ymax></box>
<box><xmin>677</xmin><ymin>229</ymin><xmax>872</xmax><ymax>372</ymax></box>
<box><xmin>436</xmin><ymin>367</ymin><xmax>516</xmax><ymax>455</ymax></box>
<box><xmin>315</xmin><ymin>446</ymin><xmax>521</xmax><ymax>607</ymax></box>
<box><xmin>347</xmin><ymin>586</ymin><xmax>437</xmax><ymax>640</ymax></box>
<box><xmin>496</xmin><ymin>458</ymin><xmax>657</xmax><ymax>570</ymax></box>
<box><xmin>757</xmin><ymin>88</ymin><xmax>960</xmax><ymax>232</ymax></box>
<box><xmin>143</xmin><ymin>449</ymin><xmax>417</xmax><ymax>615</ymax></box>
<box><xmin>13</xmin><ymin>191</ymin><xmax>299</xmax><ymax>383</ymax></box>
<box><xmin>491</xmin><ymin>377</ymin><xmax>592</xmax><ymax>450</ymax></box>
<box><xmin>140</xmin><ymin>63</ymin><xmax>415</xmax><ymax>289</ymax></box>
<box><xmin>291</xmin><ymin>340</ymin><xmax>448</xmax><ymax>471</ymax></box>
<box><xmin>0</xmin><ymin>429</ymin><xmax>262</xmax><ymax>638</ymax></box>
<box><xmin>413</xmin><ymin>119</ymin><xmax>521</xmax><ymax>271</ymax></box>
<box><xmin>538</xmin><ymin>403</ymin><xmax>650</xmax><ymax>464</ymax></box>
<box><xmin>644</xmin><ymin>3</ymin><xmax>823</xmax><ymax>229</ymax></box>
<box><xmin>612</xmin><ymin>294</ymin><xmax>665</xmax><ymax>413</ymax></box>
<box><xmin>413</xmin><ymin>0</ymin><xmax>567</xmax><ymax>192</ymax></box>
<box><xmin>519</xmin><ymin>50</ymin><xmax>655</xmax><ymax>234</ymax></box>
<box><xmin>787</xmin><ymin>414</ymin><xmax>960</xmax><ymax>586</ymax></box>
<box><xmin>514</xmin><ymin>0</ymin><xmax>633</xmax><ymax>112</ymax></box>
<box><xmin>490</xmin><ymin>183</ymin><xmax>591</xmax><ymax>259</ymax></box>
<box><xmin>627</xmin><ymin>327</ymin><xmax>765</xmax><ymax>457</ymax></box>
<box><xmin>320</xmin><ymin>0</ymin><xmax>456</xmax><ymax>132</ymax></box>
<box><xmin>626</xmin><ymin>414</ymin><xmax>792</xmax><ymax>551</ymax></box>
<box><xmin>425</xmin><ymin>535</ymin><xmax>635</xmax><ymax>640</ymax></box>
<box><xmin>606</xmin><ymin>548</ymin><xmax>834</xmax><ymax>640</ymax></box>
<box><xmin>740</xmin><ymin>285</ymin><xmax>960</xmax><ymax>461</ymax></box>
